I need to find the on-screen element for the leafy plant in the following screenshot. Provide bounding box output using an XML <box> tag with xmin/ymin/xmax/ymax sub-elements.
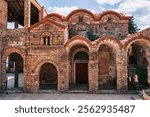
<box><xmin>69</xmin><ymin>28</ymin><xmax>76</xmax><ymax>39</ymax></box>
<box><xmin>135</xmin><ymin>67</ymin><xmax>148</xmax><ymax>86</ymax></box>
<box><xmin>86</xmin><ymin>28</ymin><xmax>97</xmax><ymax>41</ymax></box>
<box><xmin>128</xmin><ymin>17</ymin><xmax>140</xmax><ymax>34</ymax></box>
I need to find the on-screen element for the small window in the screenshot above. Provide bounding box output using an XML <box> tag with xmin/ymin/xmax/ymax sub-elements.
<box><xmin>43</xmin><ymin>36</ymin><xmax>47</xmax><ymax>45</ymax></box>
<box><xmin>41</xmin><ymin>32</ymin><xmax>52</xmax><ymax>46</ymax></box>
<box><xmin>79</xmin><ymin>16</ymin><xmax>83</xmax><ymax>23</ymax></box>
<box><xmin>108</xmin><ymin>17</ymin><xmax>112</xmax><ymax>23</ymax></box>
<box><xmin>47</xmin><ymin>36</ymin><xmax>50</xmax><ymax>45</ymax></box>
<box><xmin>43</xmin><ymin>36</ymin><xmax>50</xmax><ymax>46</ymax></box>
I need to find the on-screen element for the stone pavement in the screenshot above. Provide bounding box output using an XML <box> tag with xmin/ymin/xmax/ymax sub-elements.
<box><xmin>0</xmin><ymin>93</ymin><xmax>141</xmax><ymax>100</ymax></box>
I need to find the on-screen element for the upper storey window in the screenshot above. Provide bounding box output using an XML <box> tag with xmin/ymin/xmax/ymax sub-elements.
<box><xmin>41</xmin><ymin>32</ymin><xmax>52</xmax><ymax>46</ymax></box>
<box><xmin>79</xmin><ymin>16</ymin><xmax>84</xmax><ymax>23</ymax></box>
<box><xmin>107</xmin><ymin>17</ymin><xmax>112</xmax><ymax>23</ymax></box>
<box><xmin>43</xmin><ymin>36</ymin><xmax>50</xmax><ymax>45</ymax></box>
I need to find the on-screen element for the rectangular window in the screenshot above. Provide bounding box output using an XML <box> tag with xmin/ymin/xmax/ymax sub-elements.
<box><xmin>43</xmin><ymin>37</ymin><xmax>47</xmax><ymax>45</ymax></box>
<box><xmin>47</xmin><ymin>37</ymin><xmax>50</xmax><ymax>45</ymax></box>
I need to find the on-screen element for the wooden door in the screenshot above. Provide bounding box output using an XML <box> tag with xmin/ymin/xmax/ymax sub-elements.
<box><xmin>76</xmin><ymin>63</ymin><xmax>88</xmax><ymax>84</ymax></box>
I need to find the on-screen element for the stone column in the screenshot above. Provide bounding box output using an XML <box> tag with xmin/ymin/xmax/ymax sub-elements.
<box><xmin>88</xmin><ymin>48</ymin><xmax>99</xmax><ymax>92</ymax></box>
<box><xmin>14</xmin><ymin>62</ymin><xmax>19</xmax><ymax>88</ymax></box>
<box><xmin>116</xmin><ymin>49</ymin><xmax>128</xmax><ymax>93</ymax></box>
<box><xmin>14</xmin><ymin>21</ymin><xmax>19</xmax><ymax>28</ymax></box>
<box><xmin>24</xmin><ymin>0</ymin><xmax>31</xmax><ymax>28</ymax></box>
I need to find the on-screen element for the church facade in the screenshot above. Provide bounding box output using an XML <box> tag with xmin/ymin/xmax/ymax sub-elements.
<box><xmin>0</xmin><ymin>0</ymin><xmax>150</xmax><ymax>93</ymax></box>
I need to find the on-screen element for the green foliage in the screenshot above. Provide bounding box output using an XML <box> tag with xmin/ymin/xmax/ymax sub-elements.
<box><xmin>69</xmin><ymin>28</ymin><xmax>76</xmax><ymax>39</ymax></box>
<box><xmin>86</xmin><ymin>28</ymin><xmax>97</xmax><ymax>41</ymax></box>
<box><xmin>135</xmin><ymin>67</ymin><xmax>148</xmax><ymax>86</ymax></box>
<box><xmin>128</xmin><ymin>17</ymin><xmax>140</xmax><ymax>34</ymax></box>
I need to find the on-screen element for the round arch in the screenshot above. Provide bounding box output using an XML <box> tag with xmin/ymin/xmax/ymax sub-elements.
<box><xmin>46</xmin><ymin>13</ymin><xmax>65</xmax><ymax>21</ymax></box>
<box><xmin>2</xmin><ymin>47</ymin><xmax>26</xmax><ymax>63</ymax></box>
<box><xmin>34</xmin><ymin>60</ymin><xmax>60</xmax><ymax>90</ymax></box>
<box><xmin>1</xmin><ymin>47</ymin><xmax>26</xmax><ymax>90</ymax></box>
<box><xmin>124</xmin><ymin>35</ymin><xmax>150</xmax><ymax>90</ymax></box>
<box><xmin>66</xmin><ymin>9</ymin><xmax>96</xmax><ymax>21</ymax></box>
<box><xmin>98</xmin><ymin>10</ymin><xmax>131</xmax><ymax>21</ymax></box>
<box><xmin>95</xmin><ymin>36</ymin><xmax>122</xmax><ymax>54</ymax></box>
<box><xmin>34</xmin><ymin>59</ymin><xmax>60</xmax><ymax>76</ymax></box>
<box><xmin>95</xmin><ymin>36</ymin><xmax>121</xmax><ymax>90</ymax></box>
<box><xmin>40</xmin><ymin>31</ymin><xmax>53</xmax><ymax>45</ymax></box>
<box><xmin>124</xmin><ymin>35</ymin><xmax>150</xmax><ymax>50</ymax></box>
<box><xmin>65</xmin><ymin>36</ymin><xmax>92</xmax><ymax>54</ymax></box>
<box><xmin>68</xmin><ymin>41</ymin><xmax>90</xmax><ymax>90</ymax></box>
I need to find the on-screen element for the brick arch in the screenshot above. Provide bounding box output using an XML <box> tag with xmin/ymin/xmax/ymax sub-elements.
<box><xmin>66</xmin><ymin>9</ymin><xmax>96</xmax><ymax>21</ymax></box>
<box><xmin>71</xmin><ymin>48</ymin><xmax>89</xmax><ymax>61</ymax></box>
<box><xmin>98</xmin><ymin>10</ymin><xmax>131</xmax><ymax>21</ymax></box>
<box><xmin>34</xmin><ymin>59</ymin><xmax>60</xmax><ymax>74</ymax></box>
<box><xmin>46</xmin><ymin>13</ymin><xmax>65</xmax><ymax>21</ymax></box>
<box><xmin>69</xmin><ymin>43</ymin><xmax>89</xmax><ymax>86</ymax></box>
<box><xmin>34</xmin><ymin>59</ymin><xmax>60</xmax><ymax>90</ymax></box>
<box><xmin>65</xmin><ymin>36</ymin><xmax>92</xmax><ymax>53</ymax></box>
<box><xmin>96</xmin><ymin>36</ymin><xmax>119</xmax><ymax>90</ymax></box>
<box><xmin>2</xmin><ymin>47</ymin><xmax>26</xmax><ymax>63</ymax></box>
<box><xmin>1</xmin><ymin>47</ymin><xmax>26</xmax><ymax>90</ymax></box>
<box><xmin>95</xmin><ymin>36</ymin><xmax>122</xmax><ymax>52</ymax></box>
<box><xmin>124</xmin><ymin>35</ymin><xmax>150</xmax><ymax>50</ymax></box>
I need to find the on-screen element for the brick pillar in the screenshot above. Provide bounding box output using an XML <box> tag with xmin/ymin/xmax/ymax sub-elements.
<box><xmin>0</xmin><ymin>0</ymin><xmax>8</xmax><ymax>30</ymax></box>
<box><xmin>23</xmin><ymin>55</ymin><xmax>33</xmax><ymax>93</ymax></box>
<box><xmin>24</xmin><ymin>0</ymin><xmax>31</xmax><ymax>28</ymax></box>
<box><xmin>116</xmin><ymin>49</ymin><xmax>128</xmax><ymax>93</ymax></box>
<box><xmin>57</xmin><ymin>52</ymin><xmax>69</xmax><ymax>92</ymax></box>
<box><xmin>88</xmin><ymin>48</ymin><xmax>98</xmax><ymax>92</ymax></box>
<box><xmin>39</xmin><ymin>7</ymin><xmax>44</xmax><ymax>21</ymax></box>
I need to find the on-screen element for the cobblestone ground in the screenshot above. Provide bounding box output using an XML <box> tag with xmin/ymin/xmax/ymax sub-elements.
<box><xmin>0</xmin><ymin>93</ymin><xmax>141</xmax><ymax>100</ymax></box>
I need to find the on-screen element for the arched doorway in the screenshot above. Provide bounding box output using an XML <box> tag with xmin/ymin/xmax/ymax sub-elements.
<box><xmin>98</xmin><ymin>44</ymin><xmax>117</xmax><ymax>90</ymax></box>
<box><xmin>69</xmin><ymin>45</ymin><xmax>89</xmax><ymax>90</ymax></box>
<box><xmin>6</xmin><ymin>52</ymin><xmax>24</xmax><ymax>90</ymax></box>
<box><xmin>39</xmin><ymin>63</ymin><xmax>58</xmax><ymax>90</ymax></box>
<box><xmin>128</xmin><ymin>41</ymin><xmax>149</xmax><ymax>90</ymax></box>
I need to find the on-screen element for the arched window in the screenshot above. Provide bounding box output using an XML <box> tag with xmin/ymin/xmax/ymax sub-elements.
<box><xmin>43</xmin><ymin>36</ymin><xmax>50</xmax><ymax>45</ymax></box>
<box><xmin>41</xmin><ymin>32</ymin><xmax>52</xmax><ymax>46</ymax></box>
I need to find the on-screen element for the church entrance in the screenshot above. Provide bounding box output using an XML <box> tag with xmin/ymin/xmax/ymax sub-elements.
<box><xmin>70</xmin><ymin>49</ymin><xmax>89</xmax><ymax>91</ymax></box>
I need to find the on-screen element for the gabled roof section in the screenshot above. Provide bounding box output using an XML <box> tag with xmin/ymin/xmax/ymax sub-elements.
<box><xmin>29</xmin><ymin>18</ymin><xmax>66</xmax><ymax>30</ymax></box>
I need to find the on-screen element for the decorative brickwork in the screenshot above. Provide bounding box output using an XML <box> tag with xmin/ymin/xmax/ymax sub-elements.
<box><xmin>0</xmin><ymin>1</ymin><xmax>150</xmax><ymax>93</ymax></box>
